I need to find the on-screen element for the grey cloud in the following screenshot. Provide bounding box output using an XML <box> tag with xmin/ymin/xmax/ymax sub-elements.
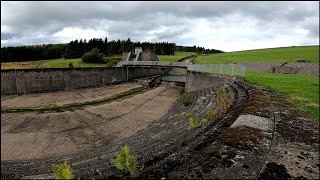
<box><xmin>1</xmin><ymin>33</ymin><xmax>16</xmax><ymax>40</ymax></box>
<box><xmin>1</xmin><ymin>1</ymin><xmax>318</xmax><ymax>49</ymax></box>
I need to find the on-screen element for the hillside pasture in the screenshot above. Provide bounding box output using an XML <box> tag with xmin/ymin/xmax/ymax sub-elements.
<box><xmin>1</xmin><ymin>56</ymin><xmax>124</xmax><ymax>69</ymax></box>
<box><xmin>195</xmin><ymin>45</ymin><xmax>319</xmax><ymax>64</ymax></box>
<box><xmin>158</xmin><ymin>51</ymin><xmax>196</xmax><ymax>62</ymax></box>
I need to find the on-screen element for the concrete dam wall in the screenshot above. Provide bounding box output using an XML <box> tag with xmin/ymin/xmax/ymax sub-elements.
<box><xmin>1</xmin><ymin>67</ymin><xmax>169</xmax><ymax>94</ymax></box>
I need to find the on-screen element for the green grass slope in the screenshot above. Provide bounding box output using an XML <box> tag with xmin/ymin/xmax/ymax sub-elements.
<box><xmin>158</xmin><ymin>51</ymin><xmax>196</xmax><ymax>62</ymax></box>
<box><xmin>195</xmin><ymin>45</ymin><xmax>319</xmax><ymax>64</ymax></box>
<box><xmin>246</xmin><ymin>71</ymin><xmax>319</xmax><ymax>121</ymax></box>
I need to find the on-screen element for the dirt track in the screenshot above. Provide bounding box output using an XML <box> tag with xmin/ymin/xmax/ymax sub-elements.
<box><xmin>1</xmin><ymin>83</ymin><xmax>182</xmax><ymax>161</ymax></box>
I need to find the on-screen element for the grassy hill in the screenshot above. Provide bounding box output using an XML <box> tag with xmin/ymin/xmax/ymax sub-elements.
<box><xmin>195</xmin><ymin>45</ymin><xmax>319</xmax><ymax>64</ymax></box>
<box><xmin>158</xmin><ymin>51</ymin><xmax>196</xmax><ymax>62</ymax></box>
<box><xmin>1</xmin><ymin>56</ymin><xmax>122</xmax><ymax>69</ymax></box>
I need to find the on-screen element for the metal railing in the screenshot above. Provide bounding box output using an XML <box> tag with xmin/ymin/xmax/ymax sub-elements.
<box><xmin>187</xmin><ymin>64</ymin><xmax>246</xmax><ymax>77</ymax></box>
<box><xmin>116</xmin><ymin>61</ymin><xmax>189</xmax><ymax>67</ymax></box>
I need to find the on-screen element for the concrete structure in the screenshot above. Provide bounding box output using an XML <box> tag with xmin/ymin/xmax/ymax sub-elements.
<box><xmin>1</xmin><ymin>67</ymin><xmax>169</xmax><ymax>94</ymax></box>
<box><xmin>231</xmin><ymin>114</ymin><xmax>274</xmax><ymax>133</ymax></box>
<box><xmin>135</xmin><ymin>47</ymin><xmax>143</xmax><ymax>54</ymax></box>
<box><xmin>185</xmin><ymin>70</ymin><xmax>244</xmax><ymax>92</ymax></box>
<box><xmin>125</xmin><ymin>48</ymin><xmax>159</xmax><ymax>62</ymax></box>
<box><xmin>271</xmin><ymin>65</ymin><xmax>300</xmax><ymax>74</ymax></box>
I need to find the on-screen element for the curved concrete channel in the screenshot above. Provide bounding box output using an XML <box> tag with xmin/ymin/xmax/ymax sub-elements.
<box><xmin>1</xmin><ymin>82</ymin><xmax>183</xmax><ymax>161</ymax></box>
<box><xmin>1</xmin><ymin>67</ymin><xmax>318</xmax><ymax>179</ymax></box>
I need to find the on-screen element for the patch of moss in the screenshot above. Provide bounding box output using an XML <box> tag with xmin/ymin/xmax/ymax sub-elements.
<box><xmin>198</xmin><ymin>146</ymin><xmax>237</xmax><ymax>173</ymax></box>
<box><xmin>223</xmin><ymin>127</ymin><xmax>265</xmax><ymax>151</ymax></box>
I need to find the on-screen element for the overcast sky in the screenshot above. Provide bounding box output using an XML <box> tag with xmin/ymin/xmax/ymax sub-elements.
<box><xmin>1</xmin><ymin>1</ymin><xmax>319</xmax><ymax>52</ymax></box>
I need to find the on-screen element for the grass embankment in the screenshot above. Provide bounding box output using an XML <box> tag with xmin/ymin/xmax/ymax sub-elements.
<box><xmin>245</xmin><ymin>71</ymin><xmax>319</xmax><ymax>121</ymax></box>
<box><xmin>1</xmin><ymin>56</ymin><xmax>123</xmax><ymax>69</ymax></box>
<box><xmin>158</xmin><ymin>51</ymin><xmax>197</xmax><ymax>62</ymax></box>
<box><xmin>195</xmin><ymin>45</ymin><xmax>319</xmax><ymax>64</ymax></box>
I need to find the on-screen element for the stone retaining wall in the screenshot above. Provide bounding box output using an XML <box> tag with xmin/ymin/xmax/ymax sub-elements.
<box><xmin>1</xmin><ymin>67</ymin><xmax>169</xmax><ymax>94</ymax></box>
<box><xmin>236</xmin><ymin>62</ymin><xmax>319</xmax><ymax>76</ymax></box>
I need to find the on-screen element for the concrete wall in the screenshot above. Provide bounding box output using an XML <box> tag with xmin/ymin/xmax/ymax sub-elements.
<box><xmin>185</xmin><ymin>71</ymin><xmax>244</xmax><ymax>92</ymax></box>
<box><xmin>1</xmin><ymin>67</ymin><xmax>169</xmax><ymax>94</ymax></box>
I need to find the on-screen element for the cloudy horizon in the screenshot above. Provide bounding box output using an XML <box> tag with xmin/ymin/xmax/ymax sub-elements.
<box><xmin>1</xmin><ymin>1</ymin><xmax>319</xmax><ymax>52</ymax></box>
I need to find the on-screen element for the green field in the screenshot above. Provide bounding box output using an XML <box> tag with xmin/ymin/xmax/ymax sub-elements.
<box><xmin>1</xmin><ymin>56</ymin><xmax>123</xmax><ymax>69</ymax></box>
<box><xmin>158</xmin><ymin>51</ymin><xmax>196</xmax><ymax>62</ymax></box>
<box><xmin>195</xmin><ymin>45</ymin><xmax>319</xmax><ymax>64</ymax></box>
<box><xmin>245</xmin><ymin>71</ymin><xmax>319</xmax><ymax>121</ymax></box>
<box><xmin>1</xmin><ymin>51</ymin><xmax>195</xmax><ymax>69</ymax></box>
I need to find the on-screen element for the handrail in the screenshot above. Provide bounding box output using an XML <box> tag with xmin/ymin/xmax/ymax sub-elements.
<box><xmin>187</xmin><ymin>64</ymin><xmax>246</xmax><ymax>77</ymax></box>
<box><xmin>116</xmin><ymin>61</ymin><xmax>189</xmax><ymax>67</ymax></box>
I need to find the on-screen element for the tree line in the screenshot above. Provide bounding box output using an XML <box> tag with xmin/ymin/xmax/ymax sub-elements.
<box><xmin>1</xmin><ymin>37</ymin><xmax>223</xmax><ymax>62</ymax></box>
<box><xmin>175</xmin><ymin>45</ymin><xmax>223</xmax><ymax>54</ymax></box>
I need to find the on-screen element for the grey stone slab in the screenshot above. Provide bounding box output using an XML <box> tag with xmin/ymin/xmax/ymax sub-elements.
<box><xmin>231</xmin><ymin>114</ymin><xmax>273</xmax><ymax>132</ymax></box>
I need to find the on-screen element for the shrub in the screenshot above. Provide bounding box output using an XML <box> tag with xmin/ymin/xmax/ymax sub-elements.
<box><xmin>82</xmin><ymin>48</ymin><xmax>105</xmax><ymax>64</ymax></box>
<box><xmin>111</xmin><ymin>145</ymin><xmax>138</xmax><ymax>175</ymax></box>
<box><xmin>177</xmin><ymin>91</ymin><xmax>192</xmax><ymax>106</ymax></box>
<box><xmin>68</xmin><ymin>62</ymin><xmax>74</xmax><ymax>68</ymax></box>
<box><xmin>52</xmin><ymin>161</ymin><xmax>74</xmax><ymax>180</ymax></box>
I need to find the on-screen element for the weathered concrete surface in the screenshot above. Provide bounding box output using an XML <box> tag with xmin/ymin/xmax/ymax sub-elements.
<box><xmin>185</xmin><ymin>71</ymin><xmax>244</xmax><ymax>92</ymax></box>
<box><xmin>1</xmin><ymin>67</ymin><xmax>169</xmax><ymax>94</ymax></box>
<box><xmin>1</xmin><ymin>81</ymin><xmax>318</xmax><ymax>179</ymax></box>
<box><xmin>1</xmin><ymin>82</ymin><xmax>141</xmax><ymax>109</ymax></box>
<box><xmin>1</xmin><ymin>85</ymin><xmax>182</xmax><ymax>161</ymax></box>
<box><xmin>231</xmin><ymin>114</ymin><xmax>274</xmax><ymax>133</ymax></box>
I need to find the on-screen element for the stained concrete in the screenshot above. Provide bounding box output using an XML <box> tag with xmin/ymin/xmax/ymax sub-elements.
<box><xmin>231</xmin><ymin>114</ymin><xmax>274</xmax><ymax>133</ymax></box>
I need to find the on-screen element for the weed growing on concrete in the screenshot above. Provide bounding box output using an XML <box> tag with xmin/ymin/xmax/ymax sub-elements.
<box><xmin>189</xmin><ymin>116</ymin><xmax>199</xmax><ymax>129</ymax></box>
<box><xmin>111</xmin><ymin>145</ymin><xmax>138</xmax><ymax>175</ymax></box>
<box><xmin>188</xmin><ymin>117</ymin><xmax>208</xmax><ymax>129</ymax></box>
<box><xmin>206</xmin><ymin>109</ymin><xmax>216</xmax><ymax>120</ymax></box>
<box><xmin>177</xmin><ymin>91</ymin><xmax>192</xmax><ymax>106</ymax></box>
<box><xmin>215</xmin><ymin>87</ymin><xmax>231</xmax><ymax>118</ymax></box>
<box><xmin>200</xmin><ymin>118</ymin><xmax>208</xmax><ymax>126</ymax></box>
<box><xmin>52</xmin><ymin>161</ymin><xmax>74</xmax><ymax>180</ymax></box>
<box><xmin>186</xmin><ymin>108</ymin><xmax>197</xmax><ymax>117</ymax></box>
<box><xmin>177</xmin><ymin>112</ymin><xmax>185</xmax><ymax>120</ymax></box>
